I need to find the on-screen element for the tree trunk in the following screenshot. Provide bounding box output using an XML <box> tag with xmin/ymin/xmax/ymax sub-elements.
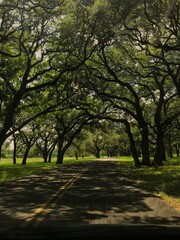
<box><xmin>13</xmin><ymin>142</ymin><xmax>17</xmax><ymax>165</ymax></box>
<box><xmin>22</xmin><ymin>147</ymin><xmax>30</xmax><ymax>165</ymax></box>
<box><xmin>13</xmin><ymin>133</ymin><xmax>17</xmax><ymax>164</ymax></box>
<box><xmin>95</xmin><ymin>148</ymin><xmax>101</xmax><ymax>158</ymax></box>
<box><xmin>167</xmin><ymin>130</ymin><xmax>173</xmax><ymax>158</ymax></box>
<box><xmin>0</xmin><ymin>144</ymin><xmax>2</xmax><ymax>160</ymax></box>
<box><xmin>48</xmin><ymin>150</ymin><xmax>53</xmax><ymax>163</ymax></box>
<box><xmin>56</xmin><ymin>149</ymin><xmax>65</xmax><ymax>164</ymax></box>
<box><xmin>153</xmin><ymin>128</ymin><xmax>166</xmax><ymax>166</ymax></box>
<box><xmin>124</xmin><ymin>121</ymin><xmax>140</xmax><ymax>168</ymax></box>
<box><xmin>48</xmin><ymin>143</ymin><xmax>56</xmax><ymax>163</ymax></box>
<box><xmin>140</xmin><ymin>124</ymin><xmax>151</xmax><ymax>166</ymax></box>
<box><xmin>153</xmin><ymin>86</ymin><xmax>166</xmax><ymax>166</ymax></box>
<box><xmin>43</xmin><ymin>151</ymin><xmax>48</xmax><ymax>163</ymax></box>
<box><xmin>175</xmin><ymin>144</ymin><xmax>179</xmax><ymax>157</ymax></box>
<box><xmin>0</xmin><ymin>95</ymin><xmax>22</xmax><ymax>156</ymax></box>
<box><xmin>0</xmin><ymin>136</ymin><xmax>7</xmax><ymax>160</ymax></box>
<box><xmin>55</xmin><ymin>124</ymin><xmax>84</xmax><ymax>164</ymax></box>
<box><xmin>56</xmin><ymin>138</ymin><xmax>64</xmax><ymax>164</ymax></box>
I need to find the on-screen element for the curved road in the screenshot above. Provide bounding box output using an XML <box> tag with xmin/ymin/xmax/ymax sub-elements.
<box><xmin>0</xmin><ymin>160</ymin><xmax>180</xmax><ymax>239</ymax></box>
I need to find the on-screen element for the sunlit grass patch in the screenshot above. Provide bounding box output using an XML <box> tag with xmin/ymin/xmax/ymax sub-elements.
<box><xmin>158</xmin><ymin>192</ymin><xmax>180</xmax><ymax>212</ymax></box>
<box><xmin>0</xmin><ymin>160</ymin><xmax>58</xmax><ymax>183</ymax></box>
<box><xmin>117</xmin><ymin>156</ymin><xmax>180</xmax><ymax>211</ymax></box>
<box><xmin>0</xmin><ymin>157</ymin><xmax>96</xmax><ymax>183</ymax></box>
<box><xmin>63</xmin><ymin>156</ymin><xmax>97</xmax><ymax>164</ymax></box>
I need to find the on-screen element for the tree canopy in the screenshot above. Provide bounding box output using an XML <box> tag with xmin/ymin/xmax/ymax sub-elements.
<box><xmin>0</xmin><ymin>0</ymin><xmax>179</xmax><ymax>165</ymax></box>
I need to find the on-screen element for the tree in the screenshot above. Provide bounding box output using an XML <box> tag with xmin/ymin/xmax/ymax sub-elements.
<box><xmin>84</xmin><ymin>0</ymin><xmax>180</xmax><ymax>166</ymax></box>
<box><xmin>102</xmin><ymin>130</ymin><xmax>120</xmax><ymax>157</ymax></box>
<box><xmin>1</xmin><ymin>0</ymin><xmax>179</xmax><ymax>168</ymax></box>
<box><xmin>11</xmin><ymin>130</ymin><xmax>22</xmax><ymax>164</ymax></box>
<box><xmin>18</xmin><ymin>124</ymin><xmax>39</xmax><ymax>164</ymax></box>
<box><xmin>120</xmin><ymin>0</ymin><xmax>180</xmax><ymax>164</ymax></box>
<box><xmin>55</xmin><ymin>108</ymin><xmax>95</xmax><ymax>164</ymax></box>
<box><xmin>84</xmin><ymin>47</ymin><xmax>151</xmax><ymax>165</ymax></box>
<box><xmin>86</xmin><ymin>127</ymin><xmax>106</xmax><ymax>158</ymax></box>
<box><xmin>35</xmin><ymin>117</ymin><xmax>57</xmax><ymax>163</ymax></box>
<box><xmin>71</xmin><ymin>130</ymin><xmax>88</xmax><ymax>159</ymax></box>
<box><xmin>132</xmin><ymin>0</ymin><xmax>180</xmax><ymax>96</ymax></box>
<box><xmin>0</xmin><ymin>0</ymin><xmax>98</xmax><ymax>157</ymax></box>
<box><xmin>164</xmin><ymin>118</ymin><xmax>180</xmax><ymax>157</ymax></box>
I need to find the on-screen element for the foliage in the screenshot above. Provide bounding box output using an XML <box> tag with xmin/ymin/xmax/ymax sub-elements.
<box><xmin>0</xmin><ymin>0</ymin><xmax>179</xmax><ymax>166</ymax></box>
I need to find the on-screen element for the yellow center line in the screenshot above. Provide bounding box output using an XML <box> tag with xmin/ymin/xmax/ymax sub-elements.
<box><xmin>22</xmin><ymin>167</ymin><xmax>88</xmax><ymax>227</ymax></box>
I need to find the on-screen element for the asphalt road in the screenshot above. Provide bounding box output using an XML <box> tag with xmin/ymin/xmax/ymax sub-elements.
<box><xmin>0</xmin><ymin>160</ymin><xmax>180</xmax><ymax>239</ymax></box>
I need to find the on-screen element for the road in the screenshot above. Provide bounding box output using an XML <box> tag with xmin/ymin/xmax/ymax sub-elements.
<box><xmin>0</xmin><ymin>160</ymin><xmax>180</xmax><ymax>239</ymax></box>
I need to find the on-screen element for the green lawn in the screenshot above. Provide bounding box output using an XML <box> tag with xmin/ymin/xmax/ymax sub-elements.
<box><xmin>0</xmin><ymin>156</ymin><xmax>95</xmax><ymax>183</ymax></box>
<box><xmin>117</xmin><ymin>156</ymin><xmax>180</xmax><ymax>211</ymax></box>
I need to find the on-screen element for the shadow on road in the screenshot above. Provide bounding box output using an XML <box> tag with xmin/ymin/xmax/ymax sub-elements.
<box><xmin>0</xmin><ymin>160</ymin><xmax>180</xmax><ymax>239</ymax></box>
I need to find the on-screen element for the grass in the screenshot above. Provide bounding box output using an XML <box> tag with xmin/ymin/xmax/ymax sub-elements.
<box><xmin>117</xmin><ymin>156</ymin><xmax>180</xmax><ymax>211</ymax></box>
<box><xmin>0</xmin><ymin>156</ymin><xmax>95</xmax><ymax>183</ymax></box>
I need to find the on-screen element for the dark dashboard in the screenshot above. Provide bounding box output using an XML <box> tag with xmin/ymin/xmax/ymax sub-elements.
<box><xmin>1</xmin><ymin>224</ymin><xmax>180</xmax><ymax>240</ymax></box>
